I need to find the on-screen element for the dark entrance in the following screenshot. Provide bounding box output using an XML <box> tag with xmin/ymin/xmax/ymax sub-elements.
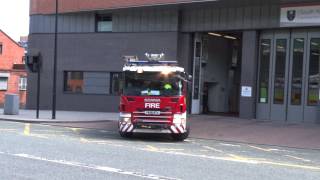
<box><xmin>200</xmin><ymin>32</ymin><xmax>242</xmax><ymax>116</ymax></box>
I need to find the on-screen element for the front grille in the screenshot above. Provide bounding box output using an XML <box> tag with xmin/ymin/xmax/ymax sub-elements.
<box><xmin>135</xmin><ymin>122</ymin><xmax>169</xmax><ymax>130</ymax></box>
<box><xmin>132</xmin><ymin>110</ymin><xmax>173</xmax><ymax>124</ymax></box>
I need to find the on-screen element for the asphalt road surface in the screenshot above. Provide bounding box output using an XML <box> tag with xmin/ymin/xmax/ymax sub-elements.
<box><xmin>0</xmin><ymin>121</ymin><xmax>319</xmax><ymax>180</ymax></box>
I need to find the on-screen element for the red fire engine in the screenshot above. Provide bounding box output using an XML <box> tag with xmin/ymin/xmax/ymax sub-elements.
<box><xmin>119</xmin><ymin>54</ymin><xmax>190</xmax><ymax>141</ymax></box>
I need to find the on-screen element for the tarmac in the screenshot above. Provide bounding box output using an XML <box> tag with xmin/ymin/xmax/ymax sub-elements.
<box><xmin>0</xmin><ymin>109</ymin><xmax>319</xmax><ymax>150</ymax></box>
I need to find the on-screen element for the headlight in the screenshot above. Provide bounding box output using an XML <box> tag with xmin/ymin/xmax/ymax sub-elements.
<box><xmin>120</xmin><ymin>113</ymin><xmax>132</xmax><ymax>123</ymax></box>
<box><xmin>173</xmin><ymin>113</ymin><xmax>186</xmax><ymax>125</ymax></box>
<box><xmin>173</xmin><ymin>114</ymin><xmax>182</xmax><ymax>124</ymax></box>
<box><xmin>122</xmin><ymin>117</ymin><xmax>131</xmax><ymax>123</ymax></box>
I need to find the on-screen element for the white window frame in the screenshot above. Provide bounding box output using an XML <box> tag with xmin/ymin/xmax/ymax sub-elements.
<box><xmin>19</xmin><ymin>76</ymin><xmax>27</xmax><ymax>91</ymax></box>
<box><xmin>0</xmin><ymin>77</ymin><xmax>8</xmax><ymax>90</ymax></box>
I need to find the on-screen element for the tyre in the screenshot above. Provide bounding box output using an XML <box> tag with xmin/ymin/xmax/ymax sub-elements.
<box><xmin>119</xmin><ymin>131</ymin><xmax>133</xmax><ymax>138</ymax></box>
<box><xmin>171</xmin><ymin>126</ymin><xmax>190</xmax><ymax>141</ymax></box>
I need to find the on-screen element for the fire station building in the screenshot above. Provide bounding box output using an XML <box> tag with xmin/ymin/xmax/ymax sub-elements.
<box><xmin>28</xmin><ymin>0</ymin><xmax>320</xmax><ymax>123</ymax></box>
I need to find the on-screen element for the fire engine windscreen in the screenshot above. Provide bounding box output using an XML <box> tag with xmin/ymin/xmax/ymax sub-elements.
<box><xmin>123</xmin><ymin>72</ymin><xmax>184</xmax><ymax>96</ymax></box>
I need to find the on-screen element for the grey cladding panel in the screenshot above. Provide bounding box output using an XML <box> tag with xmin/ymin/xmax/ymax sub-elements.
<box><xmin>204</xmin><ymin>8</ymin><xmax>212</xmax><ymax>31</ymax></box>
<box><xmin>196</xmin><ymin>9</ymin><xmax>205</xmax><ymax>31</ymax></box>
<box><xmin>260</xmin><ymin>6</ymin><xmax>270</xmax><ymax>28</ymax></box>
<box><xmin>30</xmin><ymin>13</ymin><xmax>95</xmax><ymax>33</ymax></box>
<box><xmin>235</xmin><ymin>7</ymin><xmax>244</xmax><ymax>29</ymax></box>
<box><xmin>211</xmin><ymin>9</ymin><xmax>219</xmax><ymax>30</ymax></box>
<box><xmin>228</xmin><ymin>8</ymin><xmax>237</xmax><ymax>30</ymax></box>
<box><xmin>251</xmin><ymin>6</ymin><xmax>261</xmax><ymax>28</ymax></box>
<box><xmin>243</xmin><ymin>6</ymin><xmax>253</xmax><ymax>29</ymax></box>
<box><xmin>181</xmin><ymin>4</ymin><xmax>280</xmax><ymax>32</ymax></box>
<box><xmin>140</xmin><ymin>11</ymin><xmax>149</xmax><ymax>31</ymax></box>
<box><xmin>219</xmin><ymin>8</ymin><xmax>228</xmax><ymax>30</ymax></box>
<box><xmin>30</xmin><ymin>4</ymin><xmax>281</xmax><ymax>33</ymax></box>
<box><xmin>133</xmin><ymin>11</ymin><xmax>141</xmax><ymax>32</ymax></box>
<box><xmin>270</xmin><ymin>5</ymin><xmax>280</xmax><ymax>27</ymax></box>
<box><xmin>113</xmin><ymin>8</ymin><xmax>178</xmax><ymax>32</ymax></box>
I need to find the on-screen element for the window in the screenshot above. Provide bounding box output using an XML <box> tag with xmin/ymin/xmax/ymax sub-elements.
<box><xmin>22</xmin><ymin>56</ymin><xmax>26</xmax><ymax>64</ymax></box>
<box><xmin>258</xmin><ymin>39</ymin><xmax>271</xmax><ymax>103</ymax></box>
<box><xmin>291</xmin><ymin>38</ymin><xmax>304</xmax><ymax>105</ymax></box>
<box><xmin>96</xmin><ymin>14</ymin><xmax>112</xmax><ymax>32</ymax></box>
<box><xmin>273</xmin><ymin>39</ymin><xmax>287</xmax><ymax>104</ymax></box>
<box><xmin>19</xmin><ymin>77</ymin><xmax>27</xmax><ymax>90</ymax></box>
<box><xmin>0</xmin><ymin>43</ymin><xmax>3</xmax><ymax>54</ymax></box>
<box><xmin>307</xmin><ymin>38</ymin><xmax>320</xmax><ymax>106</ymax></box>
<box><xmin>0</xmin><ymin>77</ymin><xmax>8</xmax><ymax>90</ymax></box>
<box><xmin>64</xmin><ymin>71</ymin><xmax>121</xmax><ymax>95</ymax></box>
<box><xmin>111</xmin><ymin>72</ymin><xmax>122</xmax><ymax>95</ymax></box>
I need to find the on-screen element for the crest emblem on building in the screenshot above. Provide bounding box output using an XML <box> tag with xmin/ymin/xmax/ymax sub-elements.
<box><xmin>287</xmin><ymin>10</ymin><xmax>296</xmax><ymax>21</ymax></box>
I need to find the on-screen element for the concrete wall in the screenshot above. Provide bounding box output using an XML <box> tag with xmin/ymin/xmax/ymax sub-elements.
<box><xmin>27</xmin><ymin>32</ymin><xmax>179</xmax><ymax>112</ymax></box>
<box><xmin>240</xmin><ymin>31</ymin><xmax>258</xmax><ymax>119</ymax></box>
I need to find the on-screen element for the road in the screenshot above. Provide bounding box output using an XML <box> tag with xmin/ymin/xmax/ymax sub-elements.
<box><xmin>0</xmin><ymin>121</ymin><xmax>319</xmax><ymax>180</ymax></box>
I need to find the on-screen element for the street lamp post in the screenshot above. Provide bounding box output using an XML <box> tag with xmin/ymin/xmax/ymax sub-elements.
<box><xmin>52</xmin><ymin>0</ymin><xmax>58</xmax><ymax>119</ymax></box>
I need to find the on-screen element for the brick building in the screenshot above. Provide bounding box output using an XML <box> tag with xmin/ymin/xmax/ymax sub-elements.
<box><xmin>0</xmin><ymin>30</ymin><xmax>27</xmax><ymax>107</ymax></box>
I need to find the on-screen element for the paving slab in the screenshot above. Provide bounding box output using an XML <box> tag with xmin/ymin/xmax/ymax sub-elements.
<box><xmin>189</xmin><ymin>115</ymin><xmax>320</xmax><ymax>150</ymax></box>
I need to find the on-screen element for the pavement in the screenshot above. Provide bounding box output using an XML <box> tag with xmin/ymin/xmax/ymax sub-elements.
<box><xmin>189</xmin><ymin>115</ymin><xmax>320</xmax><ymax>150</ymax></box>
<box><xmin>0</xmin><ymin>109</ymin><xmax>118</xmax><ymax>123</ymax></box>
<box><xmin>1</xmin><ymin>109</ymin><xmax>320</xmax><ymax>150</ymax></box>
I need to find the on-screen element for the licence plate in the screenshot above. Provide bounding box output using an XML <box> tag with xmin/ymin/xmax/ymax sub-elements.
<box><xmin>145</xmin><ymin>111</ymin><xmax>161</xmax><ymax>115</ymax></box>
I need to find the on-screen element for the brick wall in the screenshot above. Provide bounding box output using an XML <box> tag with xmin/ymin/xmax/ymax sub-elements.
<box><xmin>0</xmin><ymin>30</ymin><xmax>27</xmax><ymax>107</ymax></box>
<box><xmin>30</xmin><ymin>0</ymin><xmax>196</xmax><ymax>14</ymax></box>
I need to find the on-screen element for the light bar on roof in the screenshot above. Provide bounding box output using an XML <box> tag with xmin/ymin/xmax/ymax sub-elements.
<box><xmin>145</xmin><ymin>53</ymin><xmax>165</xmax><ymax>61</ymax></box>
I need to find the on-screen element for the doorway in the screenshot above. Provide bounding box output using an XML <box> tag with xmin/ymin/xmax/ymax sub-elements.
<box><xmin>200</xmin><ymin>32</ymin><xmax>242</xmax><ymax>115</ymax></box>
<box><xmin>257</xmin><ymin>29</ymin><xmax>320</xmax><ymax>123</ymax></box>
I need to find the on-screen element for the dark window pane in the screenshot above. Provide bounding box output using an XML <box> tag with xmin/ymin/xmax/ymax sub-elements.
<box><xmin>64</xmin><ymin>71</ymin><xmax>112</xmax><ymax>94</ymax></box>
<box><xmin>258</xmin><ymin>39</ymin><xmax>271</xmax><ymax>103</ymax></box>
<box><xmin>0</xmin><ymin>77</ymin><xmax>8</xmax><ymax>90</ymax></box>
<box><xmin>111</xmin><ymin>73</ymin><xmax>121</xmax><ymax>95</ymax></box>
<box><xmin>96</xmin><ymin>14</ymin><xmax>112</xmax><ymax>32</ymax></box>
<box><xmin>70</xmin><ymin>72</ymin><xmax>83</xmax><ymax>80</ymax></box>
<box><xmin>0</xmin><ymin>44</ymin><xmax>3</xmax><ymax>54</ymax></box>
<box><xmin>273</xmin><ymin>39</ymin><xmax>287</xmax><ymax>104</ymax></box>
<box><xmin>291</xmin><ymin>38</ymin><xmax>304</xmax><ymax>105</ymax></box>
<box><xmin>83</xmin><ymin>72</ymin><xmax>110</xmax><ymax>94</ymax></box>
<box><xmin>308</xmin><ymin>38</ymin><xmax>320</xmax><ymax>106</ymax></box>
<box><xmin>64</xmin><ymin>72</ymin><xmax>84</xmax><ymax>93</ymax></box>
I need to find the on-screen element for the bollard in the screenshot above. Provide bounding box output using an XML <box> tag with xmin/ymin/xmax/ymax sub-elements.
<box><xmin>4</xmin><ymin>93</ymin><xmax>19</xmax><ymax>115</ymax></box>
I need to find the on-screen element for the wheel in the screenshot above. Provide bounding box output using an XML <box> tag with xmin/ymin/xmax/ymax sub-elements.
<box><xmin>119</xmin><ymin>131</ymin><xmax>133</xmax><ymax>138</ymax></box>
<box><xmin>171</xmin><ymin>126</ymin><xmax>190</xmax><ymax>141</ymax></box>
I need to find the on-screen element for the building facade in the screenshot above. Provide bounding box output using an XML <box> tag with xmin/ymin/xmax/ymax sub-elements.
<box><xmin>0</xmin><ymin>30</ymin><xmax>27</xmax><ymax>107</ymax></box>
<box><xmin>28</xmin><ymin>0</ymin><xmax>320</xmax><ymax>123</ymax></box>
